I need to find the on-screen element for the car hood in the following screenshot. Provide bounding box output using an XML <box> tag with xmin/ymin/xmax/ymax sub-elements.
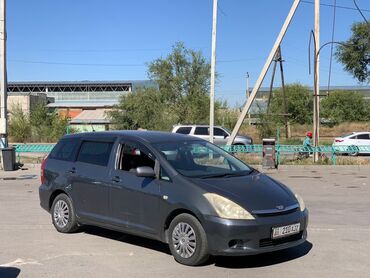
<box><xmin>193</xmin><ymin>172</ymin><xmax>297</xmax><ymax>212</ymax></box>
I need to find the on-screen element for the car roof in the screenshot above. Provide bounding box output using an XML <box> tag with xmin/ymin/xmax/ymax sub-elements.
<box><xmin>174</xmin><ymin>124</ymin><xmax>224</xmax><ymax>128</ymax></box>
<box><xmin>63</xmin><ymin>130</ymin><xmax>200</xmax><ymax>144</ymax></box>
<box><xmin>342</xmin><ymin>132</ymin><xmax>370</xmax><ymax>137</ymax></box>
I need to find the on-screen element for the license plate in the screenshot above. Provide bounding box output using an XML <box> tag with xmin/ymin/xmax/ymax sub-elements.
<box><xmin>272</xmin><ymin>223</ymin><xmax>300</xmax><ymax>239</ymax></box>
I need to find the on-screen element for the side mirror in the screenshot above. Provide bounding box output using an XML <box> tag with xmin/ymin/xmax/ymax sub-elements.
<box><xmin>136</xmin><ymin>166</ymin><xmax>156</xmax><ymax>178</ymax></box>
<box><xmin>224</xmin><ymin>134</ymin><xmax>228</xmax><ymax>139</ymax></box>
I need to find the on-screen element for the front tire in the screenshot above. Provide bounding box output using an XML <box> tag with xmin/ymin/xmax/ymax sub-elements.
<box><xmin>51</xmin><ymin>193</ymin><xmax>78</xmax><ymax>233</ymax></box>
<box><xmin>168</xmin><ymin>214</ymin><xmax>209</xmax><ymax>266</ymax></box>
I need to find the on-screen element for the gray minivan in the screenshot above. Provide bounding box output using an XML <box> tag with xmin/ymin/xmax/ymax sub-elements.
<box><xmin>39</xmin><ymin>131</ymin><xmax>308</xmax><ymax>266</ymax></box>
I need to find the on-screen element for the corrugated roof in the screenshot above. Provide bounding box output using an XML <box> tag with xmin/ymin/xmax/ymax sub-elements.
<box><xmin>47</xmin><ymin>100</ymin><xmax>118</xmax><ymax>108</ymax></box>
<box><xmin>69</xmin><ymin>109</ymin><xmax>111</xmax><ymax>124</ymax></box>
<box><xmin>8</xmin><ymin>80</ymin><xmax>153</xmax><ymax>86</ymax></box>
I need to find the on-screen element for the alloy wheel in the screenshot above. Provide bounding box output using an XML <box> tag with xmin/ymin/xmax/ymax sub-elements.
<box><xmin>53</xmin><ymin>200</ymin><xmax>69</xmax><ymax>228</ymax></box>
<box><xmin>172</xmin><ymin>222</ymin><xmax>197</xmax><ymax>258</ymax></box>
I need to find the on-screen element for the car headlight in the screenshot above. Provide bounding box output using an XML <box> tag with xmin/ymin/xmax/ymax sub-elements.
<box><xmin>204</xmin><ymin>193</ymin><xmax>255</xmax><ymax>220</ymax></box>
<box><xmin>295</xmin><ymin>193</ymin><xmax>306</xmax><ymax>212</ymax></box>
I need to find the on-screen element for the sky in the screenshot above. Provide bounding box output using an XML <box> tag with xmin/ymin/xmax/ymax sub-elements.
<box><xmin>6</xmin><ymin>0</ymin><xmax>370</xmax><ymax>107</ymax></box>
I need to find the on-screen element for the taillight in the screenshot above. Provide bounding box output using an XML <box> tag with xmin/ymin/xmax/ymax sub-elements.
<box><xmin>335</xmin><ymin>139</ymin><xmax>344</xmax><ymax>142</ymax></box>
<box><xmin>41</xmin><ymin>158</ymin><xmax>47</xmax><ymax>184</ymax></box>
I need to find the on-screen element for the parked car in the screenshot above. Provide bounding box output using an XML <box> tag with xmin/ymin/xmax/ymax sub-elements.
<box><xmin>39</xmin><ymin>131</ymin><xmax>308</xmax><ymax>266</ymax></box>
<box><xmin>333</xmin><ymin>132</ymin><xmax>370</xmax><ymax>156</ymax></box>
<box><xmin>171</xmin><ymin>124</ymin><xmax>253</xmax><ymax>146</ymax></box>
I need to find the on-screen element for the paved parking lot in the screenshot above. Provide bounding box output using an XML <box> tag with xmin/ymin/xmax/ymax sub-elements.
<box><xmin>0</xmin><ymin>164</ymin><xmax>369</xmax><ymax>278</ymax></box>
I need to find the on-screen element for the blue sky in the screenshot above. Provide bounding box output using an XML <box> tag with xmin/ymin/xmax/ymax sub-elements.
<box><xmin>6</xmin><ymin>0</ymin><xmax>370</xmax><ymax>106</ymax></box>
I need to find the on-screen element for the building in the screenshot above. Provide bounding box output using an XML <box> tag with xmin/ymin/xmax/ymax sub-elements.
<box><xmin>8</xmin><ymin>80</ymin><xmax>156</xmax><ymax>131</ymax></box>
<box><xmin>7</xmin><ymin>92</ymin><xmax>53</xmax><ymax>115</ymax></box>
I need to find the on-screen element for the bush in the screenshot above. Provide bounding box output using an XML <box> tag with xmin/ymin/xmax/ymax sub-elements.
<box><xmin>8</xmin><ymin>105</ymin><xmax>31</xmax><ymax>142</ymax></box>
<box><xmin>321</xmin><ymin>91</ymin><xmax>369</xmax><ymax>123</ymax></box>
<box><xmin>9</xmin><ymin>104</ymin><xmax>69</xmax><ymax>143</ymax></box>
<box><xmin>256</xmin><ymin>113</ymin><xmax>276</xmax><ymax>139</ymax></box>
<box><xmin>269</xmin><ymin>83</ymin><xmax>313</xmax><ymax>125</ymax></box>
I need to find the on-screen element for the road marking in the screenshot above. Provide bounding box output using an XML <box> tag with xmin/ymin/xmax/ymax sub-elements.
<box><xmin>0</xmin><ymin>258</ymin><xmax>42</xmax><ymax>267</ymax></box>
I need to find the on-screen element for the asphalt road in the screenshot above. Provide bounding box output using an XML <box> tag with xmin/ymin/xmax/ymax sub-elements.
<box><xmin>0</xmin><ymin>164</ymin><xmax>369</xmax><ymax>278</ymax></box>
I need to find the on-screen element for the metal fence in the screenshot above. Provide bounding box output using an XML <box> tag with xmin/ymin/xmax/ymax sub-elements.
<box><xmin>222</xmin><ymin>144</ymin><xmax>370</xmax><ymax>165</ymax></box>
<box><xmin>13</xmin><ymin>143</ymin><xmax>370</xmax><ymax>165</ymax></box>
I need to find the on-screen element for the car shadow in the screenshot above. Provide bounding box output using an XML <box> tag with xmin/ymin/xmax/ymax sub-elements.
<box><xmin>81</xmin><ymin>225</ymin><xmax>172</xmax><ymax>255</ymax></box>
<box><xmin>212</xmin><ymin>241</ymin><xmax>313</xmax><ymax>268</ymax></box>
<box><xmin>82</xmin><ymin>225</ymin><xmax>312</xmax><ymax>268</ymax></box>
<box><xmin>0</xmin><ymin>267</ymin><xmax>21</xmax><ymax>278</ymax></box>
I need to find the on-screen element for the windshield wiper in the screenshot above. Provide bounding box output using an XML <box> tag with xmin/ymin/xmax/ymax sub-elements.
<box><xmin>200</xmin><ymin>172</ymin><xmax>249</xmax><ymax>179</ymax></box>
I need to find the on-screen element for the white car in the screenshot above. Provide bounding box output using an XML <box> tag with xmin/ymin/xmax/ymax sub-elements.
<box><xmin>171</xmin><ymin>125</ymin><xmax>253</xmax><ymax>146</ymax></box>
<box><xmin>333</xmin><ymin>132</ymin><xmax>370</xmax><ymax>155</ymax></box>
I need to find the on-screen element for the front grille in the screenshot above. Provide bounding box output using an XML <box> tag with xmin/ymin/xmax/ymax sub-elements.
<box><xmin>259</xmin><ymin>231</ymin><xmax>303</xmax><ymax>248</ymax></box>
<box><xmin>255</xmin><ymin>207</ymin><xmax>299</xmax><ymax>217</ymax></box>
<box><xmin>252</xmin><ymin>204</ymin><xmax>300</xmax><ymax>217</ymax></box>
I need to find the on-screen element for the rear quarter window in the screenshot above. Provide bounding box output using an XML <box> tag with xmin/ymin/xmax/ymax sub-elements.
<box><xmin>49</xmin><ymin>138</ymin><xmax>80</xmax><ymax>161</ymax></box>
<box><xmin>77</xmin><ymin>141</ymin><xmax>113</xmax><ymax>166</ymax></box>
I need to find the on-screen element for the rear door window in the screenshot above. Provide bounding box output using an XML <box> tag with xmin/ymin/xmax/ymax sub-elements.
<box><xmin>214</xmin><ymin>128</ymin><xmax>228</xmax><ymax>137</ymax></box>
<box><xmin>77</xmin><ymin>141</ymin><xmax>113</xmax><ymax>166</ymax></box>
<box><xmin>194</xmin><ymin>127</ymin><xmax>209</xmax><ymax>135</ymax></box>
<box><xmin>49</xmin><ymin>138</ymin><xmax>80</xmax><ymax>161</ymax></box>
<box><xmin>175</xmin><ymin>127</ymin><xmax>192</xmax><ymax>134</ymax></box>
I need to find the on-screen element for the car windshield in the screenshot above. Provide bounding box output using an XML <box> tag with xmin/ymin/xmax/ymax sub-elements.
<box><xmin>341</xmin><ymin>133</ymin><xmax>354</xmax><ymax>138</ymax></box>
<box><xmin>153</xmin><ymin>140</ymin><xmax>251</xmax><ymax>178</ymax></box>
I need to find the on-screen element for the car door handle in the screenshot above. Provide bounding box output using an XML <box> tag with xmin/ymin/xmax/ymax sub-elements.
<box><xmin>66</xmin><ymin>168</ymin><xmax>76</xmax><ymax>174</ymax></box>
<box><xmin>111</xmin><ymin>176</ymin><xmax>121</xmax><ymax>183</ymax></box>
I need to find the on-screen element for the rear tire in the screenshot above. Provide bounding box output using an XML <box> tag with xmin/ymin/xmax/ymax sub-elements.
<box><xmin>51</xmin><ymin>193</ymin><xmax>78</xmax><ymax>233</ymax></box>
<box><xmin>348</xmin><ymin>146</ymin><xmax>359</xmax><ymax>156</ymax></box>
<box><xmin>168</xmin><ymin>214</ymin><xmax>209</xmax><ymax>266</ymax></box>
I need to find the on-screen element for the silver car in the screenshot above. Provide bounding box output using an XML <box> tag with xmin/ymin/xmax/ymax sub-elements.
<box><xmin>172</xmin><ymin>125</ymin><xmax>253</xmax><ymax>146</ymax></box>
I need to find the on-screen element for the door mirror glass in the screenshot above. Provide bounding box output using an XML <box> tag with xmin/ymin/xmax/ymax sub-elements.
<box><xmin>136</xmin><ymin>166</ymin><xmax>156</xmax><ymax>178</ymax></box>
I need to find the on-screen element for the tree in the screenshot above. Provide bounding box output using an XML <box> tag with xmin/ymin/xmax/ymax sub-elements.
<box><xmin>148</xmin><ymin>42</ymin><xmax>211</xmax><ymax>124</ymax></box>
<box><xmin>29</xmin><ymin>104</ymin><xmax>69</xmax><ymax>142</ymax></box>
<box><xmin>336</xmin><ymin>22</ymin><xmax>370</xmax><ymax>83</ymax></box>
<box><xmin>321</xmin><ymin>90</ymin><xmax>369</xmax><ymax>123</ymax></box>
<box><xmin>109</xmin><ymin>88</ymin><xmax>170</xmax><ymax>130</ymax></box>
<box><xmin>110</xmin><ymin>42</ymin><xmax>214</xmax><ymax>130</ymax></box>
<box><xmin>30</xmin><ymin>104</ymin><xmax>54</xmax><ymax>141</ymax></box>
<box><xmin>269</xmin><ymin>83</ymin><xmax>313</xmax><ymax>124</ymax></box>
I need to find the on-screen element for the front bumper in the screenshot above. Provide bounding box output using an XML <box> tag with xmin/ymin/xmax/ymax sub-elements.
<box><xmin>203</xmin><ymin>209</ymin><xmax>308</xmax><ymax>256</ymax></box>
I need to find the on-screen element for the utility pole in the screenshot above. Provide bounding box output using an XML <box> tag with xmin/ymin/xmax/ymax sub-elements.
<box><xmin>227</xmin><ymin>0</ymin><xmax>301</xmax><ymax>145</ymax></box>
<box><xmin>246</xmin><ymin>72</ymin><xmax>251</xmax><ymax>125</ymax></box>
<box><xmin>0</xmin><ymin>0</ymin><xmax>7</xmax><ymax>148</ymax></box>
<box><xmin>278</xmin><ymin>48</ymin><xmax>289</xmax><ymax>139</ymax></box>
<box><xmin>209</xmin><ymin>0</ymin><xmax>218</xmax><ymax>144</ymax></box>
<box><xmin>266</xmin><ymin>46</ymin><xmax>289</xmax><ymax>138</ymax></box>
<box><xmin>313</xmin><ymin>0</ymin><xmax>320</xmax><ymax>162</ymax></box>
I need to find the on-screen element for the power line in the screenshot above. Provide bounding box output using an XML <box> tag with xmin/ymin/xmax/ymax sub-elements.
<box><xmin>353</xmin><ymin>0</ymin><xmax>370</xmax><ymax>36</ymax></box>
<box><xmin>9</xmin><ymin>59</ymin><xmax>146</xmax><ymax>67</ymax></box>
<box><xmin>301</xmin><ymin>0</ymin><xmax>370</xmax><ymax>12</ymax></box>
